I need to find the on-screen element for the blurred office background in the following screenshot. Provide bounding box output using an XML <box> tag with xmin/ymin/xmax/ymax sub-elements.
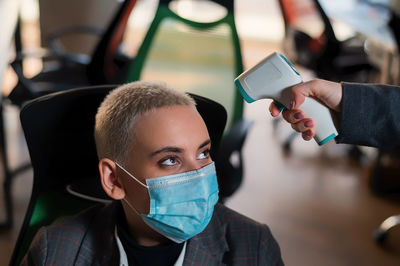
<box><xmin>1</xmin><ymin>0</ymin><xmax>400</xmax><ymax>265</ymax></box>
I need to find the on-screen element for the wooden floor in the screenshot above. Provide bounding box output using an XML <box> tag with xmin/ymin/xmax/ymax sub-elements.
<box><xmin>1</xmin><ymin>1</ymin><xmax>400</xmax><ymax>265</ymax></box>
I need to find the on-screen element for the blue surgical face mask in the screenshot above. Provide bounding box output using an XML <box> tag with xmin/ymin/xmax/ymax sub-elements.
<box><xmin>115</xmin><ymin>162</ymin><xmax>219</xmax><ymax>243</ymax></box>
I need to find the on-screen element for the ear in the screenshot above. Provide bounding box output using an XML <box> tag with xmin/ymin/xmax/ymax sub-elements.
<box><xmin>99</xmin><ymin>158</ymin><xmax>125</xmax><ymax>200</ymax></box>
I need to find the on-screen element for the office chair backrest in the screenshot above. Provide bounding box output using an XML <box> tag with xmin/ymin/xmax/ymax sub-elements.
<box><xmin>87</xmin><ymin>0</ymin><xmax>138</xmax><ymax>84</ymax></box>
<box><xmin>10</xmin><ymin>85</ymin><xmax>227</xmax><ymax>265</ymax></box>
<box><xmin>8</xmin><ymin>0</ymin><xmax>139</xmax><ymax>107</ymax></box>
<box><xmin>39</xmin><ymin>0</ymin><xmax>120</xmax><ymax>55</ymax></box>
<box><xmin>278</xmin><ymin>0</ymin><xmax>339</xmax><ymax>69</ymax></box>
<box><xmin>42</xmin><ymin>0</ymin><xmax>137</xmax><ymax>84</ymax></box>
<box><xmin>125</xmin><ymin>0</ymin><xmax>243</xmax><ymax>130</ymax></box>
<box><xmin>9</xmin><ymin>86</ymin><xmax>112</xmax><ymax>266</ymax></box>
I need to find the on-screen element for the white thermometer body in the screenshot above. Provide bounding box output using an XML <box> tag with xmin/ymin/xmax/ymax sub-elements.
<box><xmin>234</xmin><ymin>52</ymin><xmax>338</xmax><ymax>145</ymax></box>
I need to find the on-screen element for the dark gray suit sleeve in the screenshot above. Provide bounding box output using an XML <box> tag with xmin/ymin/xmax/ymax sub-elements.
<box><xmin>335</xmin><ymin>82</ymin><xmax>400</xmax><ymax>148</ymax></box>
<box><xmin>20</xmin><ymin>227</ymin><xmax>48</xmax><ymax>266</ymax></box>
<box><xmin>258</xmin><ymin>225</ymin><xmax>284</xmax><ymax>266</ymax></box>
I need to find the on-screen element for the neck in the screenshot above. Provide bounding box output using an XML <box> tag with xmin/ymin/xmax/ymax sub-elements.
<box><xmin>121</xmin><ymin>200</ymin><xmax>171</xmax><ymax>247</ymax></box>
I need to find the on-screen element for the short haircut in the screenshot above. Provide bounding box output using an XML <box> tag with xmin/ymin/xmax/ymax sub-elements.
<box><xmin>94</xmin><ymin>81</ymin><xmax>196</xmax><ymax>163</ymax></box>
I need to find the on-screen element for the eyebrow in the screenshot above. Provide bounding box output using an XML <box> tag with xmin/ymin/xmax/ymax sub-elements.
<box><xmin>150</xmin><ymin>139</ymin><xmax>211</xmax><ymax>157</ymax></box>
<box><xmin>198</xmin><ymin>139</ymin><xmax>211</xmax><ymax>150</ymax></box>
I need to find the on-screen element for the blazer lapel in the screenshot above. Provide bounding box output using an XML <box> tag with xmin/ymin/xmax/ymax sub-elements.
<box><xmin>74</xmin><ymin>202</ymin><xmax>230</xmax><ymax>265</ymax></box>
<box><xmin>75</xmin><ymin>202</ymin><xmax>120</xmax><ymax>265</ymax></box>
<box><xmin>184</xmin><ymin>208</ymin><xmax>229</xmax><ymax>266</ymax></box>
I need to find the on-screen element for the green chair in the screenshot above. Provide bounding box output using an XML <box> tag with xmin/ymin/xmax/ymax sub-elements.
<box><xmin>125</xmin><ymin>0</ymin><xmax>244</xmax><ymax>130</ymax></box>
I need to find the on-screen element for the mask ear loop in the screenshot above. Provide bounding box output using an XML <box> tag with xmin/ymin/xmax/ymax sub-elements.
<box><xmin>115</xmin><ymin>161</ymin><xmax>149</xmax><ymax>189</ymax></box>
<box><xmin>115</xmin><ymin>162</ymin><xmax>148</xmax><ymax>215</ymax></box>
<box><xmin>123</xmin><ymin>197</ymin><xmax>142</xmax><ymax>216</ymax></box>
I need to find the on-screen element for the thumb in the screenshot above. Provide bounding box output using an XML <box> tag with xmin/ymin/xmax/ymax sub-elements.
<box><xmin>291</xmin><ymin>79</ymin><xmax>342</xmax><ymax>112</ymax></box>
<box><xmin>291</xmin><ymin>82</ymin><xmax>309</xmax><ymax>109</ymax></box>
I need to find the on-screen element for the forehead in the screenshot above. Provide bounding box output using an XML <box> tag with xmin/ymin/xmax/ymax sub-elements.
<box><xmin>132</xmin><ymin>105</ymin><xmax>210</xmax><ymax>152</ymax></box>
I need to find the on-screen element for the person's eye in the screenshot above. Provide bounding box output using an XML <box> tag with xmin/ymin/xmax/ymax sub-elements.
<box><xmin>198</xmin><ymin>149</ymin><xmax>210</xmax><ymax>160</ymax></box>
<box><xmin>160</xmin><ymin>157</ymin><xmax>178</xmax><ymax>166</ymax></box>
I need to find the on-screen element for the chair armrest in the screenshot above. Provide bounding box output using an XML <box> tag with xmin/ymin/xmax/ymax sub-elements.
<box><xmin>8</xmin><ymin>60</ymin><xmax>40</xmax><ymax>104</ymax></box>
<box><xmin>7</xmin><ymin>46</ymin><xmax>71</xmax><ymax>105</ymax></box>
<box><xmin>13</xmin><ymin>47</ymin><xmax>54</xmax><ymax>61</ymax></box>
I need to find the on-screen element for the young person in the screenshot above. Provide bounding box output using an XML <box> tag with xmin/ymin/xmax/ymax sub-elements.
<box><xmin>22</xmin><ymin>81</ymin><xmax>283</xmax><ymax>265</ymax></box>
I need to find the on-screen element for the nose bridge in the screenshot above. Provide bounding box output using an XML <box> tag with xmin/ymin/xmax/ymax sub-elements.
<box><xmin>185</xmin><ymin>155</ymin><xmax>203</xmax><ymax>172</ymax></box>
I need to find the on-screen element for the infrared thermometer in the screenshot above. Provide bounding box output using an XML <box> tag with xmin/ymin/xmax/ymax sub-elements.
<box><xmin>234</xmin><ymin>51</ymin><xmax>338</xmax><ymax>146</ymax></box>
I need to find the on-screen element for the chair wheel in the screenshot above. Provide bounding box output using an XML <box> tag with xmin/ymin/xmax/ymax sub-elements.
<box><xmin>282</xmin><ymin>141</ymin><xmax>291</xmax><ymax>154</ymax></box>
<box><xmin>348</xmin><ymin>145</ymin><xmax>364</xmax><ymax>163</ymax></box>
<box><xmin>373</xmin><ymin>229</ymin><xmax>387</xmax><ymax>244</ymax></box>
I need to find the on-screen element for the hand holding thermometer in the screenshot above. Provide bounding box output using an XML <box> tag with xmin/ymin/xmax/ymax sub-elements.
<box><xmin>234</xmin><ymin>51</ymin><xmax>338</xmax><ymax>146</ymax></box>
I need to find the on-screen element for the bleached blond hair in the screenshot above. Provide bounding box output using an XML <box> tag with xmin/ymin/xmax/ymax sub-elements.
<box><xmin>94</xmin><ymin>81</ymin><xmax>196</xmax><ymax>163</ymax></box>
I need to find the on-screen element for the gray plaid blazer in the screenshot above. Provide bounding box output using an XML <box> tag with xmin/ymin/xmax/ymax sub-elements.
<box><xmin>21</xmin><ymin>202</ymin><xmax>283</xmax><ymax>265</ymax></box>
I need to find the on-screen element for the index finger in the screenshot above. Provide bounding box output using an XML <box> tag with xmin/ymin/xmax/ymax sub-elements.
<box><xmin>269</xmin><ymin>101</ymin><xmax>282</xmax><ymax>117</ymax></box>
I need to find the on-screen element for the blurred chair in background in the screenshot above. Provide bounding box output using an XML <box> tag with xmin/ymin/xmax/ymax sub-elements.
<box><xmin>278</xmin><ymin>0</ymin><xmax>374</xmax><ymax>82</ymax></box>
<box><xmin>2</xmin><ymin>0</ymin><xmax>137</xmax><ymax>229</ymax></box>
<box><xmin>0</xmin><ymin>5</ymin><xmax>27</xmax><ymax>230</ymax></box>
<box><xmin>9</xmin><ymin>0</ymin><xmax>137</xmax><ymax>104</ymax></box>
<box><xmin>276</xmin><ymin>0</ymin><xmax>374</xmax><ymax>157</ymax></box>
<box><xmin>38</xmin><ymin>0</ymin><xmax>122</xmax><ymax>61</ymax></box>
<box><xmin>125</xmin><ymin>0</ymin><xmax>252</xmax><ymax>201</ymax></box>
<box><xmin>9</xmin><ymin>85</ymin><xmax>228</xmax><ymax>265</ymax></box>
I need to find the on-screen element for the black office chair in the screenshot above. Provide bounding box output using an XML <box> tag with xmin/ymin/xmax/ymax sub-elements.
<box><xmin>276</xmin><ymin>0</ymin><xmax>374</xmax><ymax>156</ymax></box>
<box><xmin>278</xmin><ymin>0</ymin><xmax>374</xmax><ymax>82</ymax></box>
<box><xmin>9</xmin><ymin>0</ymin><xmax>137</xmax><ymax>105</ymax></box>
<box><xmin>1</xmin><ymin>0</ymin><xmax>138</xmax><ymax>230</ymax></box>
<box><xmin>9</xmin><ymin>85</ymin><xmax>113</xmax><ymax>266</ymax></box>
<box><xmin>10</xmin><ymin>84</ymin><xmax>251</xmax><ymax>265</ymax></box>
